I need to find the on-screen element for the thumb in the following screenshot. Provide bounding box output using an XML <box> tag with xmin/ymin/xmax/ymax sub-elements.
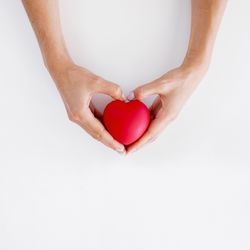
<box><xmin>95</xmin><ymin>80</ymin><xmax>125</xmax><ymax>101</ymax></box>
<box><xmin>128</xmin><ymin>80</ymin><xmax>161</xmax><ymax>101</ymax></box>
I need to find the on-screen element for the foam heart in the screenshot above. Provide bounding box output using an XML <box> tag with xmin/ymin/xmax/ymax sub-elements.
<box><xmin>103</xmin><ymin>100</ymin><xmax>150</xmax><ymax>145</ymax></box>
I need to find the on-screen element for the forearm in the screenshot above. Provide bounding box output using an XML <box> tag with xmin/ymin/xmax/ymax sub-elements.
<box><xmin>183</xmin><ymin>0</ymin><xmax>227</xmax><ymax>71</ymax></box>
<box><xmin>22</xmin><ymin>0</ymin><xmax>72</xmax><ymax>73</ymax></box>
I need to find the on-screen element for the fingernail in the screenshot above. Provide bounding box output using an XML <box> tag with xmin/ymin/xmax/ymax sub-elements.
<box><xmin>127</xmin><ymin>91</ymin><xmax>135</xmax><ymax>101</ymax></box>
<box><xmin>116</xmin><ymin>147</ymin><xmax>125</xmax><ymax>154</ymax></box>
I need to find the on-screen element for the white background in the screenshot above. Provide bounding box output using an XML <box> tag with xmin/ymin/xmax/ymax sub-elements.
<box><xmin>1</xmin><ymin>1</ymin><xmax>250</xmax><ymax>249</ymax></box>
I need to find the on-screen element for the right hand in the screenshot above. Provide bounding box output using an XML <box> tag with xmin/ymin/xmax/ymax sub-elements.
<box><xmin>49</xmin><ymin>62</ymin><xmax>126</xmax><ymax>154</ymax></box>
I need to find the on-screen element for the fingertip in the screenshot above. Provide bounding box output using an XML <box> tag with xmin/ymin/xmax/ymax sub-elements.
<box><xmin>115</xmin><ymin>145</ymin><xmax>126</xmax><ymax>155</ymax></box>
<box><xmin>113</xmin><ymin>140</ymin><xmax>125</xmax><ymax>153</ymax></box>
<box><xmin>127</xmin><ymin>147</ymin><xmax>137</xmax><ymax>154</ymax></box>
<box><xmin>117</xmin><ymin>92</ymin><xmax>126</xmax><ymax>101</ymax></box>
<box><xmin>127</xmin><ymin>91</ymin><xmax>135</xmax><ymax>101</ymax></box>
<box><xmin>116</xmin><ymin>149</ymin><xmax>126</xmax><ymax>155</ymax></box>
<box><xmin>102</xmin><ymin>81</ymin><xmax>125</xmax><ymax>101</ymax></box>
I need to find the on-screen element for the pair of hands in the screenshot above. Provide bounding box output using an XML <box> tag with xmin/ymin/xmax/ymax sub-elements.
<box><xmin>22</xmin><ymin>0</ymin><xmax>226</xmax><ymax>155</ymax></box>
<box><xmin>50</xmin><ymin>61</ymin><xmax>205</xmax><ymax>155</ymax></box>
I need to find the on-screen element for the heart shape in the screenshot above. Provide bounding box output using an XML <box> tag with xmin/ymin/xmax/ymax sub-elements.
<box><xmin>103</xmin><ymin>100</ymin><xmax>150</xmax><ymax>145</ymax></box>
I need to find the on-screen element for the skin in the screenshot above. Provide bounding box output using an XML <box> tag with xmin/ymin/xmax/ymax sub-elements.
<box><xmin>22</xmin><ymin>0</ymin><xmax>126</xmax><ymax>154</ymax></box>
<box><xmin>126</xmin><ymin>0</ymin><xmax>228</xmax><ymax>154</ymax></box>
<box><xmin>22</xmin><ymin>0</ymin><xmax>227</xmax><ymax>155</ymax></box>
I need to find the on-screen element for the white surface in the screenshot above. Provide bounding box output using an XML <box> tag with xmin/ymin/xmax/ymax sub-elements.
<box><xmin>1</xmin><ymin>1</ymin><xmax>250</xmax><ymax>249</ymax></box>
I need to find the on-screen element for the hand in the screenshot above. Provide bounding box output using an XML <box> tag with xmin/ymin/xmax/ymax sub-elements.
<box><xmin>49</xmin><ymin>62</ymin><xmax>126</xmax><ymax>154</ymax></box>
<box><xmin>126</xmin><ymin>65</ymin><xmax>207</xmax><ymax>154</ymax></box>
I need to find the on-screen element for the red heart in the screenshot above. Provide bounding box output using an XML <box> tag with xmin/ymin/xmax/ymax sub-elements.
<box><xmin>103</xmin><ymin>100</ymin><xmax>150</xmax><ymax>145</ymax></box>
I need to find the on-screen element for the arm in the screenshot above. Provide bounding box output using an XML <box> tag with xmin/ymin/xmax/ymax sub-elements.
<box><xmin>127</xmin><ymin>0</ymin><xmax>227</xmax><ymax>154</ymax></box>
<box><xmin>22</xmin><ymin>0</ymin><xmax>125</xmax><ymax>154</ymax></box>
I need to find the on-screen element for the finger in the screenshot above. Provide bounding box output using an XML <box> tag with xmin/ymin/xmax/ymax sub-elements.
<box><xmin>126</xmin><ymin>109</ymin><xmax>169</xmax><ymax>154</ymax></box>
<box><xmin>150</xmin><ymin>97</ymin><xmax>162</xmax><ymax>119</ymax></box>
<box><xmin>76</xmin><ymin>110</ymin><xmax>126</xmax><ymax>154</ymax></box>
<box><xmin>94</xmin><ymin>80</ymin><xmax>125</xmax><ymax>101</ymax></box>
<box><xmin>127</xmin><ymin>80</ymin><xmax>162</xmax><ymax>101</ymax></box>
<box><xmin>89</xmin><ymin>102</ymin><xmax>103</xmax><ymax>122</ymax></box>
<box><xmin>150</xmin><ymin>97</ymin><xmax>161</xmax><ymax>112</ymax></box>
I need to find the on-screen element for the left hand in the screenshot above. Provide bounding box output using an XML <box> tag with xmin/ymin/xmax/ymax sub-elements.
<box><xmin>126</xmin><ymin>65</ymin><xmax>207</xmax><ymax>154</ymax></box>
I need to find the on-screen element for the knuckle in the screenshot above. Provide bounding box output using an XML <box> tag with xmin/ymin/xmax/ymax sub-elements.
<box><xmin>68</xmin><ymin>111</ymin><xmax>85</xmax><ymax>123</ymax></box>
<box><xmin>92</xmin><ymin>128</ymin><xmax>105</xmax><ymax>141</ymax></box>
<box><xmin>113</xmin><ymin>85</ymin><xmax>122</xmax><ymax>96</ymax></box>
<box><xmin>68</xmin><ymin>112</ymin><xmax>80</xmax><ymax>122</ymax></box>
<box><xmin>108</xmin><ymin>140</ymin><xmax>117</xmax><ymax>150</ymax></box>
<box><xmin>92</xmin><ymin>132</ymin><xmax>102</xmax><ymax>141</ymax></box>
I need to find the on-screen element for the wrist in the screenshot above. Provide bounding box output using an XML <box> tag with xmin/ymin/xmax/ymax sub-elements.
<box><xmin>181</xmin><ymin>49</ymin><xmax>211</xmax><ymax>75</ymax></box>
<box><xmin>44</xmin><ymin>52</ymin><xmax>73</xmax><ymax>77</ymax></box>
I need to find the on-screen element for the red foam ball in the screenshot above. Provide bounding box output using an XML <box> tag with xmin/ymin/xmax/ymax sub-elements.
<box><xmin>103</xmin><ymin>100</ymin><xmax>150</xmax><ymax>145</ymax></box>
